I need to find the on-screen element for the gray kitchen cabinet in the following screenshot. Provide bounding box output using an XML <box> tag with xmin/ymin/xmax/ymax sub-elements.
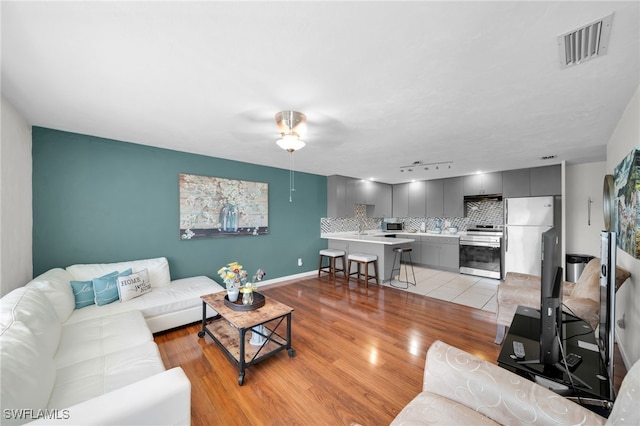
<box><xmin>425</xmin><ymin>180</ymin><xmax>444</xmax><ymax>217</ymax></box>
<box><xmin>393</xmin><ymin>183</ymin><xmax>409</xmax><ymax>217</ymax></box>
<box><xmin>408</xmin><ymin>181</ymin><xmax>426</xmax><ymax>217</ymax></box>
<box><xmin>463</xmin><ymin>172</ymin><xmax>503</xmax><ymax>195</ymax></box>
<box><xmin>443</xmin><ymin>177</ymin><xmax>464</xmax><ymax>217</ymax></box>
<box><xmin>345</xmin><ymin>177</ymin><xmax>362</xmax><ymax>208</ymax></box>
<box><xmin>530</xmin><ymin>165</ymin><xmax>561</xmax><ymax>196</ymax></box>
<box><xmin>327</xmin><ymin>175</ymin><xmax>348</xmax><ymax>217</ymax></box>
<box><xmin>501</xmin><ymin>165</ymin><xmax>561</xmax><ymax>197</ymax></box>
<box><xmin>417</xmin><ymin>236</ymin><xmax>459</xmax><ymax>272</ymax></box>
<box><xmin>371</xmin><ymin>183</ymin><xmax>393</xmax><ymax>217</ymax></box>
<box><xmin>409</xmin><ymin>240</ymin><xmax>422</xmax><ymax>263</ymax></box>
<box><xmin>502</xmin><ymin>169</ymin><xmax>530</xmax><ymax>198</ymax></box>
<box><xmin>421</xmin><ymin>239</ymin><xmax>440</xmax><ymax>266</ymax></box>
<box><xmin>439</xmin><ymin>239</ymin><xmax>460</xmax><ymax>271</ymax></box>
<box><xmin>327</xmin><ymin>175</ymin><xmax>392</xmax><ymax>217</ymax></box>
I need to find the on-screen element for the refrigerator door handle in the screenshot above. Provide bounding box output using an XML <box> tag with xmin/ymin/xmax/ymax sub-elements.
<box><xmin>505</xmin><ymin>199</ymin><xmax>508</xmax><ymax>224</ymax></box>
<box><xmin>504</xmin><ymin>227</ymin><xmax>508</xmax><ymax>252</ymax></box>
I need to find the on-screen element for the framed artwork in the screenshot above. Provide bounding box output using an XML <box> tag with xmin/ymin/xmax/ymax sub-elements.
<box><xmin>614</xmin><ymin>147</ymin><xmax>640</xmax><ymax>258</ymax></box>
<box><xmin>179</xmin><ymin>173</ymin><xmax>269</xmax><ymax>239</ymax></box>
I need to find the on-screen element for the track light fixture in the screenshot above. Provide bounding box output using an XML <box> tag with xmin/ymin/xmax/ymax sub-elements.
<box><xmin>400</xmin><ymin>160</ymin><xmax>453</xmax><ymax>173</ymax></box>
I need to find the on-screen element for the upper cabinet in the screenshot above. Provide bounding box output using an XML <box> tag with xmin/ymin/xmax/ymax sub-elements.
<box><xmin>392</xmin><ymin>183</ymin><xmax>409</xmax><ymax>217</ymax></box>
<box><xmin>502</xmin><ymin>165</ymin><xmax>561</xmax><ymax>197</ymax></box>
<box><xmin>370</xmin><ymin>182</ymin><xmax>393</xmax><ymax>217</ymax></box>
<box><xmin>327</xmin><ymin>175</ymin><xmax>392</xmax><ymax>217</ymax></box>
<box><xmin>327</xmin><ymin>175</ymin><xmax>347</xmax><ymax>217</ymax></box>
<box><xmin>463</xmin><ymin>172</ymin><xmax>503</xmax><ymax>195</ymax></box>
<box><xmin>425</xmin><ymin>180</ymin><xmax>444</xmax><ymax>217</ymax></box>
<box><xmin>502</xmin><ymin>169</ymin><xmax>531</xmax><ymax>198</ymax></box>
<box><xmin>443</xmin><ymin>177</ymin><xmax>464</xmax><ymax>217</ymax></box>
<box><xmin>529</xmin><ymin>165</ymin><xmax>561</xmax><ymax>196</ymax></box>
<box><xmin>408</xmin><ymin>181</ymin><xmax>426</xmax><ymax>217</ymax></box>
<box><xmin>328</xmin><ymin>165</ymin><xmax>561</xmax><ymax>219</ymax></box>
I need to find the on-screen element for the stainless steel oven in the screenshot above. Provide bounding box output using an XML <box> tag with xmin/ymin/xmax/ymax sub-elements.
<box><xmin>459</xmin><ymin>226</ymin><xmax>502</xmax><ymax>279</ymax></box>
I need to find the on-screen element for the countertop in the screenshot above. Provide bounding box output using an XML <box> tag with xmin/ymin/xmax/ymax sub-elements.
<box><xmin>320</xmin><ymin>230</ymin><xmax>463</xmax><ymax>245</ymax></box>
<box><xmin>320</xmin><ymin>232</ymin><xmax>415</xmax><ymax>245</ymax></box>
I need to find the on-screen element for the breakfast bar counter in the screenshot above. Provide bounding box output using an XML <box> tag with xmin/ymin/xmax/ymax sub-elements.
<box><xmin>321</xmin><ymin>232</ymin><xmax>416</xmax><ymax>283</ymax></box>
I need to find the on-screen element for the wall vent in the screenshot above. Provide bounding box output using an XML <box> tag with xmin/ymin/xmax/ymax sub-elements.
<box><xmin>558</xmin><ymin>13</ymin><xmax>613</xmax><ymax>68</ymax></box>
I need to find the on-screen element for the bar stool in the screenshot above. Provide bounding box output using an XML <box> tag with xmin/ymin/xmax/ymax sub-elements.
<box><xmin>346</xmin><ymin>253</ymin><xmax>379</xmax><ymax>287</ymax></box>
<box><xmin>318</xmin><ymin>249</ymin><xmax>346</xmax><ymax>280</ymax></box>
<box><xmin>390</xmin><ymin>247</ymin><xmax>416</xmax><ymax>289</ymax></box>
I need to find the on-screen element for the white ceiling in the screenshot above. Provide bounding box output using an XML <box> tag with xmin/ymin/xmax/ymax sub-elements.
<box><xmin>2</xmin><ymin>1</ymin><xmax>639</xmax><ymax>184</ymax></box>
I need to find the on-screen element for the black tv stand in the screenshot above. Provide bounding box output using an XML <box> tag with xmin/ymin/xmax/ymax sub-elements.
<box><xmin>498</xmin><ymin>306</ymin><xmax>613</xmax><ymax>417</ymax></box>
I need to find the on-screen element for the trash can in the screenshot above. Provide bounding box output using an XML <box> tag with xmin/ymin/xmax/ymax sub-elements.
<box><xmin>566</xmin><ymin>254</ymin><xmax>595</xmax><ymax>282</ymax></box>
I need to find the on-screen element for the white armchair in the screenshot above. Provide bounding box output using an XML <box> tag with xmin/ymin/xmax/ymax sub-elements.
<box><xmin>391</xmin><ymin>340</ymin><xmax>639</xmax><ymax>425</ymax></box>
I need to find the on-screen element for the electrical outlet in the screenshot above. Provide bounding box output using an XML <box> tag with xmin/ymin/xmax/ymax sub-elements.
<box><xmin>297</xmin><ymin>258</ymin><xmax>303</xmax><ymax>266</ymax></box>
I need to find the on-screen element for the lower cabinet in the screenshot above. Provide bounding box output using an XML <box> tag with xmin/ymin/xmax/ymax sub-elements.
<box><xmin>412</xmin><ymin>236</ymin><xmax>459</xmax><ymax>272</ymax></box>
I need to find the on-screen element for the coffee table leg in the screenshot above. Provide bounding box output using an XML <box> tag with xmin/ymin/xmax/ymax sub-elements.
<box><xmin>197</xmin><ymin>300</ymin><xmax>206</xmax><ymax>338</ymax></box>
<box><xmin>239</xmin><ymin>328</ymin><xmax>247</xmax><ymax>385</ymax></box>
<box><xmin>286</xmin><ymin>313</ymin><xmax>296</xmax><ymax>357</ymax></box>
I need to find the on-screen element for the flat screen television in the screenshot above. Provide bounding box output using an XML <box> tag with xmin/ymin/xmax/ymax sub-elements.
<box><xmin>599</xmin><ymin>231</ymin><xmax>616</xmax><ymax>396</ymax></box>
<box><xmin>540</xmin><ymin>227</ymin><xmax>563</xmax><ymax>366</ymax></box>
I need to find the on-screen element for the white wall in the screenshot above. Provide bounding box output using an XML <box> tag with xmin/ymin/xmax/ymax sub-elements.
<box><xmin>606</xmin><ymin>85</ymin><xmax>640</xmax><ymax>368</ymax></box>
<box><xmin>565</xmin><ymin>161</ymin><xmax>606</xmax><ymax>257</ymax></box>
<box><xmin>0</xmin><ymin>96</ymin><xmax>33</xmax><ymax>296</ymax></box>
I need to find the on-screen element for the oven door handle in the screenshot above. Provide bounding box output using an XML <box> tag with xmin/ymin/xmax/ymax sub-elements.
<box><xmin>460</xmin><ymin>241</ymin><xmax>500</xmax><ymax>248</ymax></box>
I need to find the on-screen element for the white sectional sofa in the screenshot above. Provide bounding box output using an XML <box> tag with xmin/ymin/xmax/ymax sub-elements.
<box><xmin>0</xmin><ymin>257</ymin><xmax>224</xmax><ymax>425</ymax></box>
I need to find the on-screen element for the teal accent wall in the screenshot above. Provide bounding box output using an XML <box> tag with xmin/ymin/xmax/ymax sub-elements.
<box><xmin>32</xmin><ymin>127</ymin><xmax>327</xmax><ymax>283</ymax></box>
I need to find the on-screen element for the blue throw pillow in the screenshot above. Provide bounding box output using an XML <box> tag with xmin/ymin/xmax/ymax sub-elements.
<box><xmin>70</xmin><ymin>280</ymin><xmax>95</xmax><ymax>309</ymax></box>
<box><xmin>93</xmin><ymin>269</ymin><xmax>132</xmax><ymax>306</ymax></box>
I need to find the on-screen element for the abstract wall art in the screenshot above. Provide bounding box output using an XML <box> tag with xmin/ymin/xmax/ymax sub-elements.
<box><xmin>179</xmin><ymin>173</ymin><xmax>269</xmax><ymax>239</ymax></box>
<box><xmin>614</xmin><ymin>147</ymin><xmax>640</xmax><ymax>258</ymax></box>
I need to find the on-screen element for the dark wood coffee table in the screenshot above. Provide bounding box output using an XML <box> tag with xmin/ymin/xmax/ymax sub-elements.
<box><xmin>198</xmin><ymin>292</ymin><xmax>295</xmax><ymax>385</ymax></box>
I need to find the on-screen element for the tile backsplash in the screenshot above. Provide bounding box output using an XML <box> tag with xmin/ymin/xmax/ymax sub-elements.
<box><xmin>321</xmin><ymin>201</ymin><xmax>503</xmax><ymax>233</ymax></box>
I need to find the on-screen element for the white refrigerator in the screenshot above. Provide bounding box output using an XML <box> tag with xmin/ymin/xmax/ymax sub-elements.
<box><xmin>503</xmin><ymin>196</ymin><xmax>555</xmax><ymax>277</ymax></box>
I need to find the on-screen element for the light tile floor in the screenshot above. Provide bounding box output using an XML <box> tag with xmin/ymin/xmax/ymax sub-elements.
<box><xmin>380</xmin><ymin>265</ymin><xmax>499</xmax><ymax>313</ymax></box>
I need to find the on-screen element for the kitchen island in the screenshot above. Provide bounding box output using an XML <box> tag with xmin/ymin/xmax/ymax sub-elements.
<box><xmin>322</xmin><ymin>231</ymin><xmax>463</xmax><ymax>282</ymax></box>
<box><xmin>321</xmin><ymin>232</ymin><xmax>416</xmax><ymax>283</ymax></box>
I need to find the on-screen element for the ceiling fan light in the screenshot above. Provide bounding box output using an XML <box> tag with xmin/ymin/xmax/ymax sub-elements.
<box><xmin>277</xmin><ymin>134</ymin><xmax>306</xmax><ymax>152</ymax></box>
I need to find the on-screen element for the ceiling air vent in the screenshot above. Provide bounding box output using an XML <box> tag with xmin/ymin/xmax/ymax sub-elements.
<box><xmin>558</xmin><ymin>13</ymin><xmax>613</xmax><ymax>68</ymax></box>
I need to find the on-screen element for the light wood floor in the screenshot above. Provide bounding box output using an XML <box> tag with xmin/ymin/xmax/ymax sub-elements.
<box><xmin>154</xmin><ymin>275</ymin><xmax>626</xmax><ymax>426</ymax></box>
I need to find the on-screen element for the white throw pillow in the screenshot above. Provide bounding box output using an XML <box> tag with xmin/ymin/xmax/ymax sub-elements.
<box><xmin>117</xmin><ymin>269</ymin><xmax>152</xmax><ymax>302</ymax></box>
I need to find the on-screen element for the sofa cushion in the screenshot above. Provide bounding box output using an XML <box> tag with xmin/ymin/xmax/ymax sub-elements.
<box><xmin>67</xmin><ymin>257</ymin><xmax>171</xmax><ymax>288</ymax></box>
<box><xmin>0</xmin><ymin>321</ymin><xmax>57</xmax><ymax>424</ymax></box>
<box><xmin>64</xmin><ymin>276</ymin><xmax>224</xmax><ymax>326</ymax></box>
<box><xmin>24</xmin><ymin>268</ymin><xmax>75</xmax><ymax>322</ymax></box>
<box><xmin>117</xmin><ymin>268</ymin><xmax>152</xmax><ymax>302</ymax></box>
<box><xmin>93</xmin><ymin>269</ymin><xmax>131</xmax><ymax>306</ymax></box>
<box><xmin>422</xmin><ymin>340</ymin><xmax>605</xmax><ymax>425</ymax></box>
<box><xmin>0</xmin><ymin>287</ymin><xmax>61</xmax><ymax>356</ymax></box>
<box><xmin>571</xmin><ymin>258</ymin><xmax>631</xmax><ymax>301</ymax></box>
<box><xmin>70</xmin><ymin>279</ymin><xmax>95</xmax><ymax>309</ymax></box>
<box><xmin>47</xmin><ymin>341</ymin><xmax>165</xmax><ymax>410</ymax></box>
<box><xmin>606</xmin><ymin>358</ymin><xmax>640</xmax><ymax>425</ymax></box>
<box><xmin>570</xmin><ymin>259</ymin><xmax>600</xmax><ymax>301</ymax></box>
<box><xmin>54</xmin><ymin>310</ymin><xmax>153</xmax><ymax>369</ymax></box>
<box><xmin>391</xmin><ymin>391</ymin><xmax>499</xmax><ymax>425</ymax></box>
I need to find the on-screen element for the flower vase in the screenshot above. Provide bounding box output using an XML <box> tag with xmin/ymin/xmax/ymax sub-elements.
<box><xmin>250</xmin><ymin>324</ymin><xmax>267</xmax><ymax>346</ymax></box>
<box><xmin>226</xmin><ymin>287</ymin><xmax>239</xmax><ymax>302</ymax></box>
<box><xmin>220</xmin><ymin>204</ymin><xmax>238</xmax><ymax>232</ymax></box>
<box><xmin>242</xmin><ymin>289</ymin><xmax>253</xmax><ymax>305</ymax></box>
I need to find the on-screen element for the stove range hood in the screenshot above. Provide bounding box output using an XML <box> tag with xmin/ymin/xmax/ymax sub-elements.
<box><xmin>463</xmin><ymin>194</ymin><xmax>503</xmax><ymax>203</ymax></box>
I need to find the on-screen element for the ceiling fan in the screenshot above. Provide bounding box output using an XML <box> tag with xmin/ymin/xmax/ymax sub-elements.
<box><xmin>231</xmin><ymin>108</ymin><xmax>347</xmax><ymax>149</ymax></box>
<box><xmin>230</xmin><ymin>108</ymin><xmax>347</xmax><ymax>202</ymax></box>
<box><xmin>275</xmin><ymin>110</ymin><xmax>307</xmax><ymax>152</ymax></box>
